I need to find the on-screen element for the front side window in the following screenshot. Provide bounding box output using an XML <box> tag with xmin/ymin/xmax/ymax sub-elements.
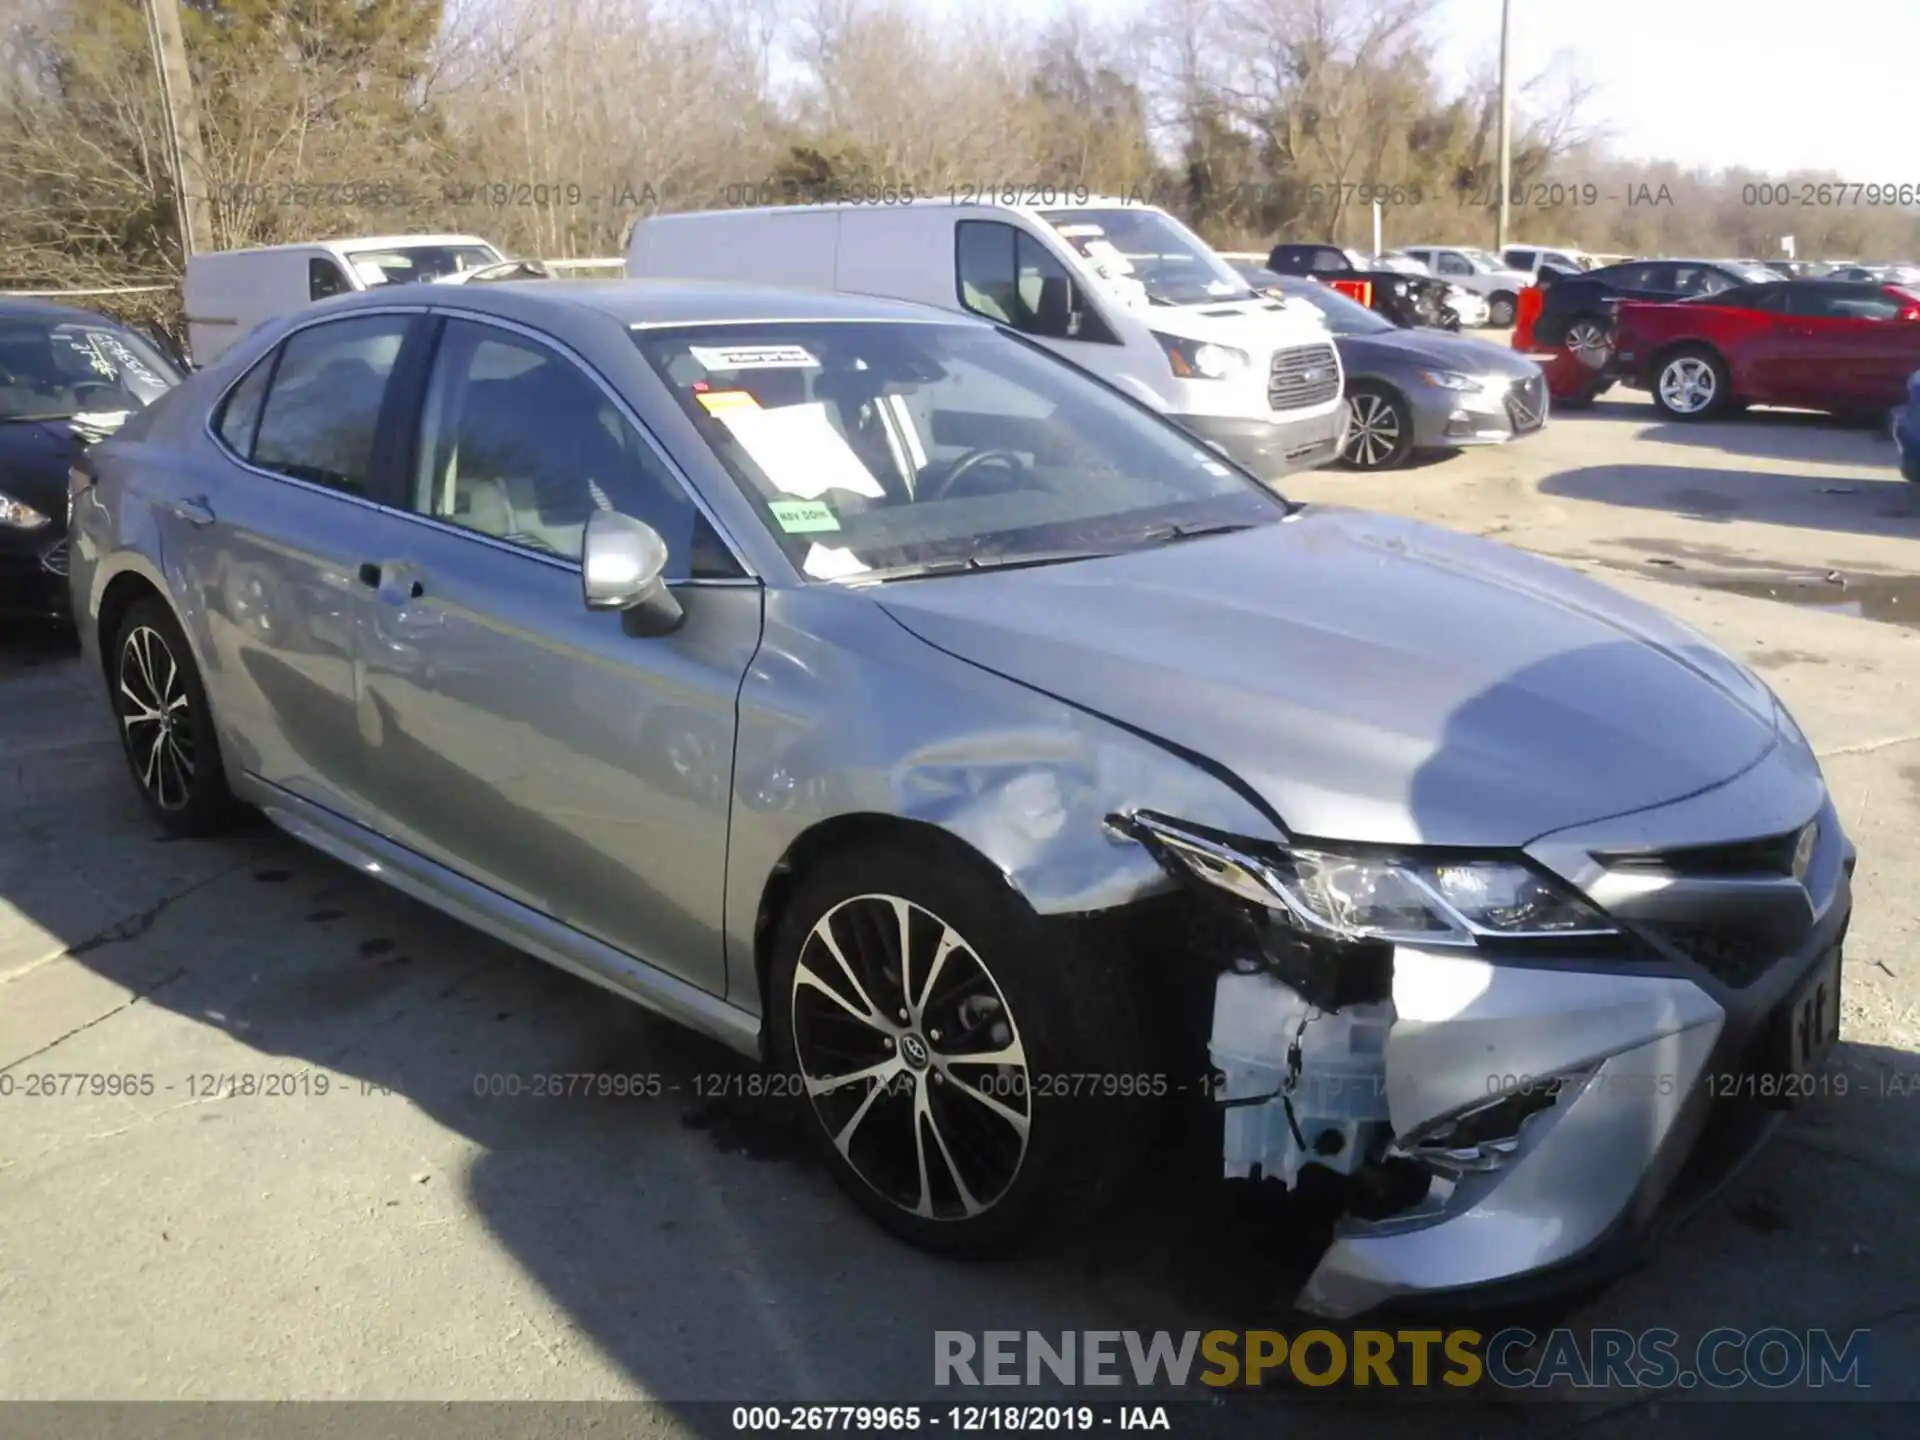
<box><xmin>955</xmin><ymin>222</ymin><xmax>1111</xmax><ymax>341</ymax></box>
<box><xmin>0</xmin><ymin>318</ymin><xmax>180</xmax><ymax>423</ymax></box>
<box><xmin>632</xmin><ymin>321</ymin><xmax>1286</xmax><ymax>583</ymax></box>
<box><xmin>309</xmin><ymin>258</ymin><xmax>352</xmax><ymax>300</ymax></box>
<box><xmin>250</xmin><ymin>315</ymin><xmax>410</xmax><ymax>494</ymax></box>
<box><xmin>410</xmin><ymin>319</ymin><xmax>720</xmax><ymax>574</ymax></box>
<box><xmin>1434</xmin><ymin>252</ymin><xmax>1473</xmax><ymax>277</ymax></box>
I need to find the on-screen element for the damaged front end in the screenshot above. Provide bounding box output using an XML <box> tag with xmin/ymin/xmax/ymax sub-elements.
<box><xmin>1112</xmin><ymin>810</ymin><xmax>1724</xmax><ymax>1318</ymax></box>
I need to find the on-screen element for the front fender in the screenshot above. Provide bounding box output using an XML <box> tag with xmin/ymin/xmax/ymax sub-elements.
<box><xmin>722</xmin><ymin>588</ymin><xmax>1279</xmax><ymax>1011</ymax></box>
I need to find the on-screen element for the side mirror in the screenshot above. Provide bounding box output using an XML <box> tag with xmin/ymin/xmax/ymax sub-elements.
<box><xmin>582</xmin><ymin>510</ymin><xmax>683</xmax><ymax>636</ymax></box>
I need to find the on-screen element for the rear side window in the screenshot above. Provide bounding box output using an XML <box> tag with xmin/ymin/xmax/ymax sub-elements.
<box><xmin>1433</xmin><ymin>252</ymin><xmax>1472</xmax><ymax>277</ymax></box>
<box><xmin>213</xmin><ymin>351</ymin><xmax>274</xmax><ymax>458</ymax></box>
<box><xmin>309</xmin><ymin>258</ymin><xmax>352</xmax><ymax>301</ymax></box>
<box><xmin>1508</xmin><ymin>250</ymin><xmax>1538</xmax><ymax>269</ymax></box>
<box><xmin>251</xmin><ymin>315</ymin><xmax>410</xmax><ymax>494</ymax></box>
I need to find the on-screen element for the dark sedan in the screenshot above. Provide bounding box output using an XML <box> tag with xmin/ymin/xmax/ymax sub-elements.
<box><xmin>1</xmin><ymin>300</ymin><xmax>183</xmax><ymax>626</ymax></box>
<box><xmin>1266</xmin><ymin>243</ymin><xmax>1450</xmax><ymax>330</ymax></box>
<box><xmin>1533</xmin><ymin>258</ymin><xmax>1782</xmax><ymax>362</ymax></box>
<box><xmin>1250</xmin><ymin>271</ymin><xmax>1547</xmax><ymax>470</ymax></box>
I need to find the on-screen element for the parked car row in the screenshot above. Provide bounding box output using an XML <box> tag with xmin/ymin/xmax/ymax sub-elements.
<box><xmin>1222</xmin><ymin>262</ymin><xmax>1544</xmax><ymax>469</ymax></box>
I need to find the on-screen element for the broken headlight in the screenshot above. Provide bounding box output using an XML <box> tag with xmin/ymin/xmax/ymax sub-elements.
<box><xmin>1118</xmin><ymin>812</ymin><xmax>1618</xmax><ymax>946</ymax></box>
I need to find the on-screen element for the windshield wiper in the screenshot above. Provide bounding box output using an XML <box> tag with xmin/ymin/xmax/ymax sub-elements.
<box><xmin>1</xmin><ymin>413</ymin><xmax>78</xmax><ymax>425</ymax></box>
<box><xmin>1131</xmin><ymin>519</ymin><xmax>1261</xmax><ymax>545</ymax></box>
<box><xmin>857</xmin><ymin>547</ymin><xmax>1120</xmax><ymax>583</ymax></box>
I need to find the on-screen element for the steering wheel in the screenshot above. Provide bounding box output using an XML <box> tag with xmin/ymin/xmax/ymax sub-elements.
<box><xmin>920</xmin><ymin>447</ymin><xmax>1028</xmax><ymax>503</ymax></box>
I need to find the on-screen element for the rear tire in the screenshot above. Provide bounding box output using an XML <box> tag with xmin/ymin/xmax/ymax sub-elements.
<box><xmin>1488</xmin><ymin>291</ymin><xmax>1518</xmax><ymax>327</ymax></box>
<box><xmin>1339</xmin><ymin>383</ymin><xmax>1415</xmax><ymax>470</ymax></box>
<box><xmin>768</xmin><ymin>840</ymin><xmax>1155</xmax><ymax>1257</ymax></box>
<box><xmin>110</xmin><ymin>597</ymin><xmax>238</xmax><ymax>837</ymax></box>
<box><xmin>1650</xmin><ymin>346</ymin><xmax>1730</xmax><ymax>420</ymax></box>
<box><xmin>1563</xmin><ymin>316</ymin><xmax>1612</xmax><ymax>368</ymax></box>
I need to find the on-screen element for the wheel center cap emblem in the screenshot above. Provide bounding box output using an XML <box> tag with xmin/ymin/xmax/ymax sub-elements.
<box><xmin>900</xmin><ymin>1032</ymin><xmax>930</xmax><ymax>1070</ymax></box>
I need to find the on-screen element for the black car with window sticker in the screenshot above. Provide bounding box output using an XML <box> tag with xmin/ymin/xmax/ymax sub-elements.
<box><xmin>0</xmin><ymin>300</ymin><xmax>183</xmax><ymax>627</ymax></box>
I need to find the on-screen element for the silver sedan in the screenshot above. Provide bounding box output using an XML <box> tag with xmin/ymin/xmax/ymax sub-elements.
<box><xmin>69</xmin><ymin>280</ymin><xmax>1853</xmax><ymax>1316</ymax></box>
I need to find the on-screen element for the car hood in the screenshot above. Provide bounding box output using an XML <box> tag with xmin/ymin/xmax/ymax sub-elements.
<box><xmin>1338</xmin><ymin>329</ymin><xmax>1540</xmax><ymax>378</ymax></box>
<box><xmin>0</xmin><ymin>418</ymin><xmax>87</xmax><ymax>517</ymax></box>
<box><xmin>876</xmin><ymin>508</ymin><xmax>1780</xmax><ymax>848</ymax></box>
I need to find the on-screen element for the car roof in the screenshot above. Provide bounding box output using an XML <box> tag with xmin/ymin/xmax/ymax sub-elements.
<box><xmin>0</xmin><ymin>296</ymin><xmax>128</xmax><ymax>327</ymax></box>
<box><xmin>323</xmin><ymin>277</ymin><xmax>982</xmax><ymax>329</ymax></box>
<box><xmin>195</xmin><ymin>235</ymin><xmax>498</xmax><ymax>259</ymax></box>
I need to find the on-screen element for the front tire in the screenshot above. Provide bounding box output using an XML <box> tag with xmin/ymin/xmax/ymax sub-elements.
<box><xmin>110</xmin><ymin>597</ymin><xmax>237</xmax><ymax>837</ymax></box>
<box><xmin>1339</xmin><ymin>383</ymin><xmax>1415</xmax><ymax>470</ymax></box>
<box><xmin>1651</xmin><ymin>346</ymin><xmax>1730</xmax><ymax>420</ymax></box>
<box><xmin>768</xmin><ymin>841</ymin><xmax>1153</xmax><ymax>1256</ymax></box>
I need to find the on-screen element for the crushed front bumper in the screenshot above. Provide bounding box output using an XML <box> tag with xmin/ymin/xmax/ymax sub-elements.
<box><xmin>1202</xmin><ymin>776</ymin><xmax>1855</xmax><ymax>1319</ymax></box>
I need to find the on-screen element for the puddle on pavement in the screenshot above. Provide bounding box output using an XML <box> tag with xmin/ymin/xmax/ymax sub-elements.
<box><xmin>1691</xmin><ymin>572</ymin><xmax>1920</xmax><ymax>631</ymax></box>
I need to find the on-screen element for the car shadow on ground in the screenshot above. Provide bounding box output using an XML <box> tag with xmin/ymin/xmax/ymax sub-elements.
<box><xmin>1539</xmin><ymin>464</ymin><xmax>1920</xmax><ymax>541</ymax></box>
<box><xmin>1631</xmin><ymin>411</ymin><xmax>1898</xmax><ymax>466</ymax></box>
<box><xmin>6</xmin><ymin>628</ymin><xmax>1916</xmax><ymax>1433</ymax></box>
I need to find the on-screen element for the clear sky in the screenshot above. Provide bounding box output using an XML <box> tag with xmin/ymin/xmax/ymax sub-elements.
<box><xmin>1430</xmin><ymin>0</ymin><xmax>1908</xmax><ymax>178</ymax></box>
<box><xmin>937</xmin><ymin>0</ymin><xmax>1902</xmax><ymax>179</ymax></box>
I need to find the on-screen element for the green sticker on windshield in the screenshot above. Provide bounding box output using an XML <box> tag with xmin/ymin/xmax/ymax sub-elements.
<box><xmin>767</xmin><ymin>499</ymin><xmax>841</xmax><ymax>533</ymax></box>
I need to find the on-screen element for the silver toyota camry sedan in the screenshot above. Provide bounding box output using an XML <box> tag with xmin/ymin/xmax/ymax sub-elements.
<box><xmin>68</xmin><ymin>281</ymin><xmax>1852</xmax><ymax>1317</ymax></box>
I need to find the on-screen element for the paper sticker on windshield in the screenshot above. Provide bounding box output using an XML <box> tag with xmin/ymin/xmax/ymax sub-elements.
<box><xmin>767</xmin><ymin>499</ymin><xmax>841</xmax><ymax>533</ymax></box>
<box><xmin>696</xmin><ymin>389</ymin><xmax>760</xmax><ymax>414</ymax></box>
<box><xmin>689</xmin><ymin>344</ymin><xmax>820</xmax><ymax>371</ymax></box>
<box><xmin>1053</xmin><ymin>224</ymin><xmax>1106</xmax><ymax>238</ymax></box>
<box><xmin>709</xmin><ymin>401</ymin><xmax>886</xmax><ymax>500</ymax></box>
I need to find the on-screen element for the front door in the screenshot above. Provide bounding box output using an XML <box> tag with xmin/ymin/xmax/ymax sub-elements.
<box><xmin>355</xmin><ymin>315</ymin><xmax>761</xmax><ymax>996</ymax></box>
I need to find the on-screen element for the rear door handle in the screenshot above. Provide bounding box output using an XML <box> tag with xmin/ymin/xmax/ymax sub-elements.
<box><xmin>172</xmin><ymin>495</ymin><xmax>214</xmax><ymax>527</ymax></box>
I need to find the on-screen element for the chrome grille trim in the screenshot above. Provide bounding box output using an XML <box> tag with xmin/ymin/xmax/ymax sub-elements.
<box><xmin>1269</xmin><ymin>343</ymin><xmax>1340</xmax><ymax>411</ymax></box>
<box><xmin>1504</xmin><ymin>373</ymin><xmax>1547</xmax><ymax>431</ymax></box>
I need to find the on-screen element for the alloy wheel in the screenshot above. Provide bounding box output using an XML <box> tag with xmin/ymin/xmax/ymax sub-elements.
<box><xmin>1565</xmin><ymin>320</ymin><xmax>1611</xmax><ymax>367</ymax></box>
<box><xmin>1658</xmin><ymin>357</ymin><xmax>1717</xmax><ymax>414</ymax></box>
<box><xmin>790</xmin><ymin>893</ymin><xmax>1031</xmax><ymax>1220</ymax></box>
<box><xmin>117</xmin><ymin>625</ymin><xmax>196</xmax><ymax>811</ymax></box>
<box><xmin>1343</xmin><ymin>392</ymin><xmax>1404</xmax><ymax>468</ymax></box>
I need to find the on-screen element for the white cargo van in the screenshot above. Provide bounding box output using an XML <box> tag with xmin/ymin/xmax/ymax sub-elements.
<box><xmin>183</xmin><ymin>234</ymin><xmax>505</xmax><ymax>365</ymax></box>
<box><xmin>625</xmin><ymin>199</ymin><xmax>1346</xmax><ymax>478</ymax></box>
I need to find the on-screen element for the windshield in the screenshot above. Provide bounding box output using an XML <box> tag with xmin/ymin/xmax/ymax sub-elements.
<box><xmin>1458</xmin><ymin>248</ymin><xmax>1510</xmax><ymax>273</ymax></box>
<box><xmin>632</xmin><ymin>321</ymin><xmax>1286</xmax><ymax>582</ymax></box>
<box><xmin>342</xmin><ymin>244</ymin><xmax>502</xmax><ymax>287</ymax></box>
<box><xmin>0</xmin><ymin>318</ymin><xmax>181</xmax><ymax>423</ymax></box>
<box><xmin>1279</xmin><ymin>281</ymin><xmax>1395</xmax><ymax>336</ymax></box>
<box><xmin>1037</xmin><ymin>209</ymin><xmax>1256</xmax><ymax>307</ymax></box>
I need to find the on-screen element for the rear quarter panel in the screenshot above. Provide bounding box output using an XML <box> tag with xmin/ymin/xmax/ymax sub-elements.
<box><xmin>1613</xmin><ymin>301</ymin><xmax>1770</xmax><ymax>388</ymax></box>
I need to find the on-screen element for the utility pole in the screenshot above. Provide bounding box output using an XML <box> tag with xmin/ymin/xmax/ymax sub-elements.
<box><xmin>1495</xmin><ymin>0</ymin><xmax>1512</xmax><ymax>251</ymax></box>
<box><xmin>144</xmin><ymin>0</ymin><xmax>213</xmax><ymax>261</ymax></box>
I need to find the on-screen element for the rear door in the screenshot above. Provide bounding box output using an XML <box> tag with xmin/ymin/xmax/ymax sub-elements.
<box><xmin>353</xmin><ymin>312</ymin><xmax>761</xmax><ymax>996</ymax></box>
<box><xmin>179</xmin><ymin>308</ymin><xmax>430</xmax><ymax>821</ymax></box>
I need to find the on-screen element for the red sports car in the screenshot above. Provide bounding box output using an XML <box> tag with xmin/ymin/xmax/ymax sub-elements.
<box><xmin>1609</xmin><ymin>277</ymin><xmax>1920</xmax><ymax>420</ymax></box>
